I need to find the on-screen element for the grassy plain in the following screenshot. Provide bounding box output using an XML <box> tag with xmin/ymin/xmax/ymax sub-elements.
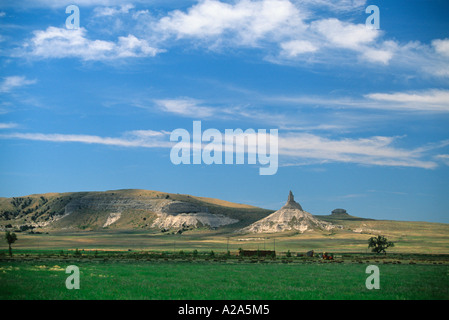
<box><xmin>0</xmin><ymin>216</ymin><xmax>448</xmax><ymax>300</ymax></box>
<box><xmin>2</xmin><ymin>219</ymin><xmax>448</xmax><ymax>254</ymax></box>
<box><xmin>1</xmin><ymin>252</ymin><xmax>448</xmax><ymax>300</ymax></box>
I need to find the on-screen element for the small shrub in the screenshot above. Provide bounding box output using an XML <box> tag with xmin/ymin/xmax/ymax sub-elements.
<box><xmin>74</xmin><ymin>248</ymin><xmax>81</xmax><ymax>257</ymax></box>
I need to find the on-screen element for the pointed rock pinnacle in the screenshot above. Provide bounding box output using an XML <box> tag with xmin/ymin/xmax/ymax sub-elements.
<box><xmin>283</xmin><ymin>191</ymin><xmax>303</xmax><ymax>210</ymax></box>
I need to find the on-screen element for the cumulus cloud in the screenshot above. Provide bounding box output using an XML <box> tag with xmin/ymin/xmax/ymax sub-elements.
<box><xmin>432</xmin><ymin>38</ymin><xmax>449</xmax><ymax>57</ymax></box>
<box><xmin>309</xmin><ymin>18</ymin><xmax>397</xmax><ymax>64</ymax></box>
<box><xmin>312</xmin><ymin>18</ymin><xmax>378</xmax><ymax>50</ymax></box>
<box><xmin>156</xmin><ymin>0</ymin><xmax>306</xmax><ymax>46</ymax></box>
<box><xmin>280</xmin><ymin>40</ymin><xmax>318</xmax><ymax>57</ymax></box>
<box><xmin>152</xmin><ymin>0</ymin><xmax>397</xmax><ymax>65</ymax></box>
<box><xmin>296</xmin><ymin>0</ymin><xmax>367</xmax><ymax>12</ymax></box>
<box><xmin>22</xmin><ymin>26</ymin><xmax>162</xmax><ymax>61</ymax></box>
<box><xmin>11</xmin><ymin>0</ymin><xmax>449</xmax><ymax>73</ymax></box>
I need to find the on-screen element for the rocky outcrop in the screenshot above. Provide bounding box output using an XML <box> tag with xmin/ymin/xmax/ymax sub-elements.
<box><xmin>284</xmin><ymin>190</ymin><xmax>303</xmax><ymax>210</ymax></box>
<box><xmin>152</xmin><ymin>200</ymin><xmax>238</xmax><ymax>229</ymax></box>
<box><xmin>158</xmin><ymin>201</ymin><xmax>202</xmax><ymax>215</ymax></box>
<box><xmin>103</xmin><ymin>212</ymin><xmax>121</xmax><ymax>227</ymax></box>
<box><xmin>240</xmin><ymin>191</ymin><xmax>337</xmax><ymax>233</ymax></box>
<box><xmin>63</xmin><ymin>194</ymin><xmax>238</xmax><ymax>230</ymax></box>
<box><xmin>151</xmin><ymin>212</ymin><xmax>238</xmax><ymax>230</ymax></box>
<box><xmin>64</xmin><ymin>196</ymin><xmax>161</xmax><ymax>215</ymax></box>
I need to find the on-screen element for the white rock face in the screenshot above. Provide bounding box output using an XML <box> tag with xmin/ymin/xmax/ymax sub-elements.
<box><xmin>151</xmin><ymin>212</ymin><xmax>238</xmax><ymax>229</ymax></box>
<box><xmin>241</xmin><ymin>191</ymin><xmax>336</xmax><ymax>234</ymax></box>
<box><xmin>103</xmin><ymin>212</ymin><xmax>121</xmax><ymax>227</ymax></box>
<box><xmin>63</xmin><ymin>194</ymin><xmax>238</xmax><ymax>230</ymax></box>
<box><xmin>151</xmin><ymin>200</ymin><xmax>239</xmax><ymax>229</ymax></box>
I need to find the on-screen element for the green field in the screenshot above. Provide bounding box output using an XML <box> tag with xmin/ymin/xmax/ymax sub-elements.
<box><xmin>2</xmin><ymin>224</ymin><xmax>448</xmax><ymax>254</ymax></box>
<box><xmin>1</xmin><ymin>221</ymin><xmax>448</xmax><ymax>300</ymax></box>
<box><xmin>1</xmin><ymin>251</ymin><xmax>448</xmax><ymax>300</ymax></box>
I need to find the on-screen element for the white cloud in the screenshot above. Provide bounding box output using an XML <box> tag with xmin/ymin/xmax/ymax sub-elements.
<box><xmin>266</xmin><ymin>88</ymin><xmax>449</xmax><ymax>113</ymax></box>
<box><xmin>0</xmin><ymin>122</ymin><xmax>18</xmax><ymax>129</ymax></box>
<box><xmin>93</xmin><ymin>4</ymin><xmax>135</xmax><ymax>17</ymax></box>
<box><xmin>156</xmin><ymin>0</ymin><xmax>306</xmax><ymax>46</ymax></box>
<box><xmin>278</xmin><ymin>133</ymin><xmax>438</xmax><ymax>169</ymax></box>
<box><xmin>361</xmin><ymin>47</ymin><xmax>394</xmax><ymax>65</ymax></box>
<box><xmin>312</xmin><ymin>18</ymin><xmax>378</xmax><ymax>50</ymax></box>
<box><xmin>9</xmin><ymin>0</ymin><xmax>142</xmax><ymax>8</ymax></box>
<box><xmin>0</xmin><ymin>130</ymin><xmax>171</xmax><ymax>148</ymax></box>
<box><xmin>309</xmin><ymin>18</ymin><xmax>396</xmax><ymax>64</ymax></box>
<box><xmin>11</xmin><ymin>1</ymin><xmax>449</xmax><ymax>74</ymax></box>
<box><xmin>153</xmin><ymin>1</ymin><xmax>396</xmax><ymax>65</ymax></box>
<box><xmin>0</xmin><ymin>76</ymin><xmax>36</xmax><ymax>93</ymax></box>
<box><xmin>432</xmin><ymin>38</ymin><xmax>449</xmax><ymax>57</ymax></box>
<box><xmin>152</xmin><ymin>2</ymin><xmax>449</xmax><ymax>71</ymax></box>
<box><xmin>154</xmin><ymin>98</ymin><xmax>215</xmax><ymax>118</ymax></box>
<box><xmin>0</xmin><ymin>128</ymin><xmax>443</xmax><ymax>169</ymax></box>
<box><xmin>23</xmin><ymin>26</ymin><xmax>162</xmax><ymax>61</ymax></box>
<box><xmin>296</xmin><ymin>0</ymin><xmax>367</xmax><ymax>12</ymax></box>
<box><xmin>435</xmin><ymin>154</ymin><xmax>449</xmax><ymax>166</ymax></box>
<box><xmin>366</xmin><ymin>89</ymin><xmax>449</xmax><ymax>112</ymax></box>
<box><xmin>152</xmin><ymin>97</ymin><xmax>299</xmax><ymax>123</ymax></box>
<box><xmin>280</xmin><ymin>40</ymin><xmax>318</xmax><ymax>57</ymax></box>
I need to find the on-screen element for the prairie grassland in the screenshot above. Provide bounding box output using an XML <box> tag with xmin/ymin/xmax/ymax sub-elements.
<box><xmin>1</xmin><ymin>220</ymin><xmax>448</xmax><ymax>254</ymax></box>
<box><xmin>0</xmin><ymin>257</ymin><xmax>447</xmax><ymax>300</ymax></box>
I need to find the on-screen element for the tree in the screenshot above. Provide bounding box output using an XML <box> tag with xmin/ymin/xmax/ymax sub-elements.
<box><xmin>5</xmin><ymin>231</ymin><xmax>17</xmax><ymax>257</ymax></box>
<box><xmin>368</xmin><ymin>235</ymin><xmax>394</xmax><ymax>254</ymax></box>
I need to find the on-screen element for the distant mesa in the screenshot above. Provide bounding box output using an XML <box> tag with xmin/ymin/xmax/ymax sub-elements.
<box><xmin>331</xmin><ymin>208</ymin><xmax>348</xmax><ymax>216</ymax></box>
<box><xmin>240</xmin><ymin>191</ymin><xmax>338</xmax><ymax>234</ymax></box>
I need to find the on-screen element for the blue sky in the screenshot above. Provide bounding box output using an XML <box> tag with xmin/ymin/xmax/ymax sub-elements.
<box><xmin>0</xmin><ymin>0</ymin><xmax>448</xmax><ymax>222</ymax></box>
